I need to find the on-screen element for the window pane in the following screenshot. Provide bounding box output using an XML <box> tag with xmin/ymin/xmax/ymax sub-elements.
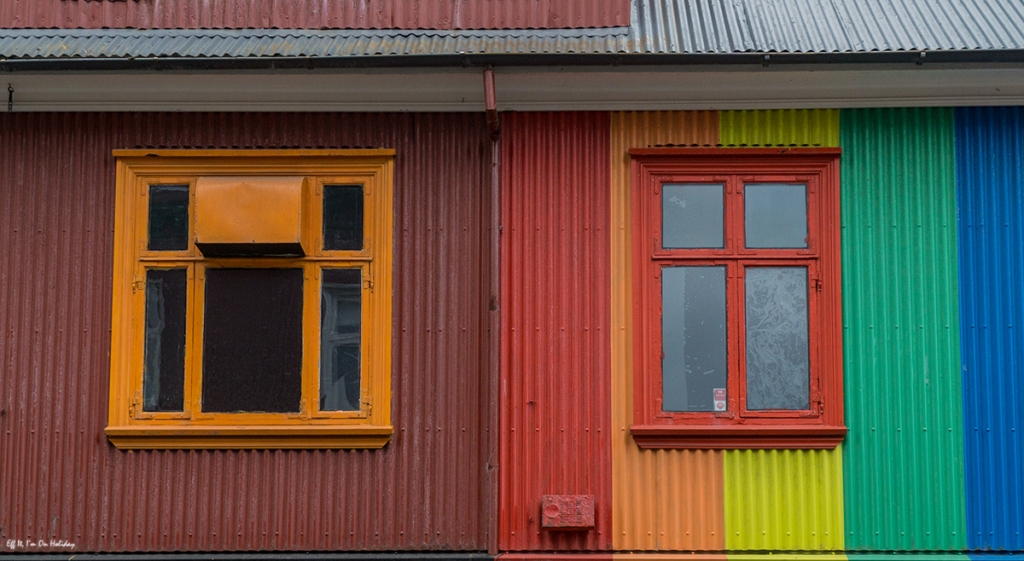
<box><xmin>202</xmin><ymin>268</ymin><xmax>303</xmax><ymax>413</ymax></box>
<box><xmin>744</xmin><ymin>183</ymin><xmax>808</xmax><ymax>248</ymax></box>
<box><xmin>745</xmin><ymin>267</ymin><xmax>810</xmax><ymax>410</ymax></box>
<box><xmin>320</xmin><ymin>269</ymin><xmax>361</xmax><ymax>411</ymax></box>
<box><xmin>148</xmin><ymin>184</ymin><xmax>190</xmax><ymax>251</ymax></box>
<box><xmin>662</xmin><ymin>266</ymin><xmax>728</xmax><ymax>412</ymax></box>
<box><xmin>662</xmin><ymin>184</ymin><xmax>724</xmax><ymax>249</ymax></box>
<box><xmin>323</xmin><ymin>185</ymin><xmax>364</xmax><ymax>251</ymax></box>
<box><xmin>142</xmin><ymin>269</ymin><xmax>187</xmax><ymax>412</ymax></box>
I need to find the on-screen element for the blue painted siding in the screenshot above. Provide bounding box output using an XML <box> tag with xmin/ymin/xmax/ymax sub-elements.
<box><xmin>955</xmin><ymin>106</ymin><xmax>1024</xmax><ymax>552</ymax></box>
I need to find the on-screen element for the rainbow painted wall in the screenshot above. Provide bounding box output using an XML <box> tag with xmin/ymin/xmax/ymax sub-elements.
<box><xmin>499</xmin><ymin>108</ymin><xmax>1024</xmax><ymax>559</ymax></box>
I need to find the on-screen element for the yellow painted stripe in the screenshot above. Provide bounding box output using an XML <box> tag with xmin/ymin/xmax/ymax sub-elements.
<box><xmin>724</xmin><ymin>447</ymin><xmax>845</xmax><ymax>551</ymax></box>
<box><xmin>720</xmin><ymin>109</ymin><xmax>840</xmax><ymax>147</ymax></box>
<box><xmin>728</xmin><ymin>555</ymin><xmax>848</xmax><ymax>561</ymax></box>
<box><xmin>719</xmin><ymin>109</ymin><xmax>844</xmax><ymax>552</ymax></box>
<box><xmin>610</xmin><ymin>111</ymin><xmax>725</xmax><ymax>552</ymax></box>
<box><xmin>613</xmin><ymin>554</ymin><xmax>728</xmax><ymax>561</ymax></box>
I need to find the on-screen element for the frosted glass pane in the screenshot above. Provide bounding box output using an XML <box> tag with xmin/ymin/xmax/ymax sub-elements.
<box><xmin>744</xmin><ymin>183</ymin><xmax>807</xmax><ymax>248</ymax></box>
<box><xmin>662</xmin><ymin>266</ymin><xmax>727</xmax><ymax>412</ymax></box>
<box><xmin>745</xmin><ymin>267</ymin><xmax>810</xmax><ymax>410</ymax></box>
<box><xmin>662</xmin><ymin>184</ymin><xmax>724</xmax><ymax>249</ymax></box>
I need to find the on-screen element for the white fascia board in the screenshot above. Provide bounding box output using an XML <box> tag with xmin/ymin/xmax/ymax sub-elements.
<box><xmin>5</xmin><ymin>64</ymin><xmax>1024</xmax><ymax>112</ymax></box>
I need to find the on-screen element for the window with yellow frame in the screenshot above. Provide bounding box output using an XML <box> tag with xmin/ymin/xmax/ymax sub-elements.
<box><xmin>106</xmin><ymin>150</ymin><xmax>394</xmax><ymax>449</ymax></box>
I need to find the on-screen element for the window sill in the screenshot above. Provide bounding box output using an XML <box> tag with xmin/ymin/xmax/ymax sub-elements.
<box><xmin>630</xmin><ymin>424</ymin><xmax>847</xmax><ymax>450</ymax></box>
<box><xmin>105</xmin><ymin>424</ymin><xmax>394</xmax><ymax>450</ymax></box>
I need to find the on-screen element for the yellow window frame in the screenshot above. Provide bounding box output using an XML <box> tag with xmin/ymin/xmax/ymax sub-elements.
<box><xmin>106</xmin><ymin>150</ymin><xmax>394</xmax><ymax>449</ymax></box>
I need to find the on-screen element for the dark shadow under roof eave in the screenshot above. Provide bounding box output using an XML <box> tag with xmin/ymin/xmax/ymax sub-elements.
<box><xmin>2</xmin><ymin>49</ymin><xmax>1024</xmax><ymax>72</ymax></box>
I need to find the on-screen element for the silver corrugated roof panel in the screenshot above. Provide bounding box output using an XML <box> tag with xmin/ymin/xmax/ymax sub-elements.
<box><xmin>1</xmin><ymin>0</ymin><xmax>1022</xmax><ymax>60</ymax></box>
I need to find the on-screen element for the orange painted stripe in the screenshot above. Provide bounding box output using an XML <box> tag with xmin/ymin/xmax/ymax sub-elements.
<box><xmin>609</xmin><ymin>111</ymin><xmax>725</xmax><ymax>552</ymax></box>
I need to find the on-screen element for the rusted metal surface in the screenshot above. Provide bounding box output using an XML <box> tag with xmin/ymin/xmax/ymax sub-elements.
<box><xmin>0</xmin><ymin>112</ymin><xmax>493</xmax><ymax>553</ymax></box>
<box><xmin>608</xmin><ymin>111</ymin><xmax>725</xmax><ymax>552</ymax></box>
<box><xmin>0</xmin><ymin>0</ymin><xmax>629</xmax><ymax>30</ymax></box>
<box><xmin>499</xmin><ymin>112</ymin><xmax>612</xmax><ymax>552</ymax></box>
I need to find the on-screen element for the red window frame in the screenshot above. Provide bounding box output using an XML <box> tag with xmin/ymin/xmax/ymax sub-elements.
<box><xmin>630</xmin><ymin>148</ymin><xmax>846</xmax><ymax>449</ymax></box>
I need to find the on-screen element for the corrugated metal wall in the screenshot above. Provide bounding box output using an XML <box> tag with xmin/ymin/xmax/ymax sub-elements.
<box><xmin>0</xmin><ymin>112</ymin><xmax>493</xmax><ymax>553</ymax></box>
<box><xmin>840</xmin><ymin>108</ymin><xmax>967</xmax><ymax>552</ymax></box>
<box><xmin>499</xmin><ymin>111</ymin><xmax>613</xmax><ymax>552</ymax></box>
<box><xmin>609</xmin><ymin>111</ymin><xmax>724</xmax><ymax>552</ymax></box>
<box><xmin>720</xmin><ymin>110</ymin><xmax>840</xmax><ymax>147</ymax></box>
<box><xmin>719</xmin><ymin>109</ymin><xmax>845</xmax><ymax>553</ymax></box>
<box><xmin>0</xmin><ymin>0</ymin><xmax>629</xmax><ymax>30</ymax></box>
<box><xmin>955</xmin><ymin>106</ymin><xmax>1024</xmax><ymax>553</ymax></box>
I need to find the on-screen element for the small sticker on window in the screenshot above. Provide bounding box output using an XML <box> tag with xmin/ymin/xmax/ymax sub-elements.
<box><xmin>714</xmin><ymin>388</ymin><xmax>727</xmax><ymax>411</ymax></box>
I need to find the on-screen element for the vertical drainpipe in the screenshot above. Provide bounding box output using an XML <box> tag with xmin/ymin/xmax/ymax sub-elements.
<box><xmin>485</xmin><ymin>64</ymin><xmax>502</xmax><ymax>556</ymax></box>
<box><xmin>485</xmin><ymin>67</ymin><xmax>500</xmax><ymax>140</ymax></box>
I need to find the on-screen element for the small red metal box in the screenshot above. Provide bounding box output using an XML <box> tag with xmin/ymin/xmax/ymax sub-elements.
<box><xmin>540</xmin><ymin>495</ymin><xmax>595</xmax><ymax>530</ymax></box>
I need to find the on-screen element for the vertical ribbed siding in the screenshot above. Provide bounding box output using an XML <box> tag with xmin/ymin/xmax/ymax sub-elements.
<box><xmin>720</xmin><ymin>110</ymin><xmax>841</xmax><ymax>147</ymax></box>
<box><xmin>849</xmin><ymin>555</ymin><xmax>966</xmax><ymax>561</ymax></box>
<box><xmin>609</xmin><ymin>111</ymin><xmax>725</xmax><ymax>552</ymax></box>
<box><xmin>0</xmin><ymin>112</ymin><xmax>492</xmax><ymax>553</ymax></box>
<box><xmin>955</xmin><ymin>107</ymin><xmax>1024</xmax><ymax>552</ymax></box>
<box><xmin>720</xmin><ymin>109</ymin><xmax>844</xmax><ymax>553</ymax></box>
<box><xmin>724</xmin><ymin>448</ymin><xmax>845</xmax><ymax>551</ymax></box>
<box><xmin>840</xmin><ymin>108</ymin><xmax>967</xmax><ymax>552</ymax></box>
<box><xmin>499</xmin><ymin>112</ymin><xmax>613</xmax><ymax>552</ymax></box>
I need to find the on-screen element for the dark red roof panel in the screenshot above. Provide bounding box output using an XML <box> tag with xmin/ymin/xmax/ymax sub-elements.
<box><xmin>0</xmin><ymin>0</ymin><xmax>629</xmax><ymax>30</ymax></box>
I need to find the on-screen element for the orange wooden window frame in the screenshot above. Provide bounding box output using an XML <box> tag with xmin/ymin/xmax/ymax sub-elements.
<box><xmin>107</xmin><ymin>150</ymin><xmax>394</xmax><ymax>449</ymax></box>
<box><xmin>629</xmin><ymin>148</ymin><xmax>846</xmax><ymax>449</ymax></box>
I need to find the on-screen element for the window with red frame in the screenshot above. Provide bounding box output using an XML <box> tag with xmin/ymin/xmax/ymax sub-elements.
<box><xmin>630</xmin><ymin>149</ymin><xmax>846</xmax><ymax>449</ymax></box>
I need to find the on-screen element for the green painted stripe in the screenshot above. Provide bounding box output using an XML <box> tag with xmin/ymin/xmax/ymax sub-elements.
<box><xmin>840</xmin><ymin>108</ymin><xmax>967</xmax><ymax>551</ymax></box>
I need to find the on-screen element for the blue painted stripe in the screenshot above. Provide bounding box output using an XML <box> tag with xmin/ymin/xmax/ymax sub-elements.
<box><xmin>955</xmin><ymin>106</ymin><xmax>1024</xmax><ymax>552</ymax></box>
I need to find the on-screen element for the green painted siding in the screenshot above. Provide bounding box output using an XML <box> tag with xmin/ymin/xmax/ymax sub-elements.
<box><xmin>721</xmin><ymin>109</ymin><xmax>840</xmax><ymax>147</ymax></box>
<box><xmin>840</xmin><ymin>108</ymin><xmax>967</xmax><ymax>551</ymax></box>
<box><xmin>721</xmin><ymin>109</ymin><xmax>845</xmax><ymax>552</ymax></box>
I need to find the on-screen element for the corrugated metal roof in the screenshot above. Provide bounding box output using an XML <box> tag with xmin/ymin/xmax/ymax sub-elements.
<box><xmin>0</xmin><ymin>0</ymin><xmax>630</xmax><ymax>31</ymax></box>
<box><xmin>1</xmin><ymin>0</ymin><xmax>1022</xmax><ymax>61</ymax></box>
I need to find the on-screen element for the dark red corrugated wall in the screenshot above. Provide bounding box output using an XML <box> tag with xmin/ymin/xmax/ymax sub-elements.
<box><xmin>0</xmin><ymin>112</ymin><xmax>494</xmax><ymax>553</ymax></box>
<box><xmin>0</xmin><ymin>0</ymin><xmax>629</xmax><ymax>30</ymax></box>
<box><xmin>499</xmin><ymin>112</ymin><xmax>613</xmax><ymax>552</ymax></box>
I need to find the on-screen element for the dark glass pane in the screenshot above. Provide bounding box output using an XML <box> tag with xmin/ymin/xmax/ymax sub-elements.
<box><xmin>323</xmin><ymin>185</ymin><xmax>363</xmax><ymax>251</ymax></box>
<box><xmin>202</xmin><ymin>268</ymin><xmax>303</xmax><ymax>413</ymax></box>
<box><xmin>320</xmin><ymin>269</ymin><xmax>362</xmax><ymax>411</ymax></box>
<box><xmin>744</xmin><ymin>183</ymin><xmax>808</xmax><ymax>248</ymax></box>
<box><xmin>662</xmin><ymin>183</ymin><xmax>724</xmax><ymax>249</ymax></box>
<box><xmin>142</xmin><ymin>269</ymin><xmax>188</xmax><ymax>412</ymax></box>
<box><xmin>148</xmin><ymin>184</ymin><xmax>190</xmax><ymax>251</ymax></box>
<box><xmin>662</xmin><ymin>266</ymin><xmax>728</xmax><ymax>412</ymax></box>
<box><xmin>745</xmin><ymin>267</ymin><xmax>810</xmax><ymax>410</ymax></box>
